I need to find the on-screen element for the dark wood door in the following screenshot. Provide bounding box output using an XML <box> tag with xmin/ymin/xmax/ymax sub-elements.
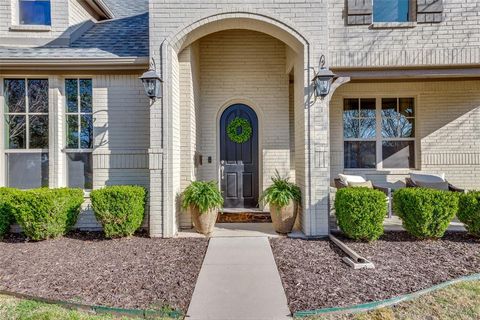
<box><xmin>220</xmin><ymin>104</ymin><xmax>259</xmax><ymax>208</ymax></box>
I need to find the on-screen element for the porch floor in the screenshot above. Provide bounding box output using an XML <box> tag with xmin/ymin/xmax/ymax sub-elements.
<box><xmin>178</xmin><ymin>223</ymin><xmax>283</xmax><ymax>238</ymax></box>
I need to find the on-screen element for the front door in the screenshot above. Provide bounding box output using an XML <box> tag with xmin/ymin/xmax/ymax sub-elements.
<box><xmin>220</xmin><ymin>104</ymin><xmax>259</xmax><ymax>208</ymax></box>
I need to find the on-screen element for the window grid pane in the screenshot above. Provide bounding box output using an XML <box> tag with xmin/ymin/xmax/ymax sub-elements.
<box><xmin>4</xmin><ymin>79</ymin><xmax>49</xmax><ymax>150</ymax></box>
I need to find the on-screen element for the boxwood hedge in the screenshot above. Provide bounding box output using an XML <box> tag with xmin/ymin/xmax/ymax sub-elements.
<box><xmin>0</xmin><ymin>188</ymin><xmax>19</xmax><ymax>238</ymax></box>
<box><xmin>12</xmin><ymin>188</ymin><xmax>84</xmax><ymax>241</ymax></box>
<box><xmin>335</xmin><ymin>187</ymin><xmax>387</xmax><ymax>241</ymax></box>
<box><xmin>393</xmin><ymin>188</ymin><xmax>459</xmax><ymax>239</ymax></box>
<box><xmin>90</xmin><ymin>185</ymin><xmax>147</xmax><ymax>238</ymax></box>
<box><xmin>458</xmin><ymin>191</ymin><xmax>480</xmax><ymax>237</ymax></box>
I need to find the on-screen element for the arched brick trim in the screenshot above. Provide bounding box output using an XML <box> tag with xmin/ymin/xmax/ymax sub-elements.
<box><xmin>164</xmin><ymin>9</ymin><xmax>312</xmax><ymax>53</ymax></box>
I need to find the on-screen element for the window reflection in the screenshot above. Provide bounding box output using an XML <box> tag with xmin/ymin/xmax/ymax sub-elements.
<box><xmin>373</xmin><ymin>0</ymin><xmax>410</xmax><ymax>22</ymax></box>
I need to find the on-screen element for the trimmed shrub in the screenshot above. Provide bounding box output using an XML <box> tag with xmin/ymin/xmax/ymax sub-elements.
<box><xmin>12</xmin><ymin>188</ymin><xmax>84</xmax><ymax>241</ymax></box>
<box><xmin>393</xmin><ymin>188</ymin><xmax>459</xmax><ymax>239</ymax></box>
<box><xmin>335</xmin><ymin>187</ymin><xmax>387</xmax><ymax>241</ymax></box>
<box><xmin>0</xmin><ymin>188</ymin><xmax>19</xmax><ymax>239</ymax></box>
<box><xmin>91</xmin><ymin>185</ymin><xmax>147</xmax><ymax>238</ymax></box>
<box><xmin>458</xmin><ymin>191</ymin><xmax>480</xmax><ymax>237</ymax></box>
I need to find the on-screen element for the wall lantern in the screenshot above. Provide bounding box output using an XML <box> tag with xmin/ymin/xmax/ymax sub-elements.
<box><xmin>140</xmin><ymin>58</ymin><xmax>163</xmax><ymax>100</ymax></box>
<box><xmin>312</xmin><ymin>55</ymin><xmax>336</xmax><ymax>98</ymax></box>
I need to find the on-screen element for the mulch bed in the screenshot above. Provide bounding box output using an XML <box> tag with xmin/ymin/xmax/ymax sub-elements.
<box><xmin>270</xmin><ymin>232</ymin><xmax>480</xmax><ymax>313</ymax></box>
<box><xmin>0</xmin><ymin>232</ymin><xmax>208</xmax><ymax>312</ymax></box>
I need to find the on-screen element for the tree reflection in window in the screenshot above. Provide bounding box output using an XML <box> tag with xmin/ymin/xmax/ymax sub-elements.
<box><xmin>4</xmin><ymin>79</ymin><xmax>48</xmax><ymax>149</ymax></box>
<box><xmin>65</xmin><ymin>79</ymin><xmax>93</xmax><ymax>149</ymax></box>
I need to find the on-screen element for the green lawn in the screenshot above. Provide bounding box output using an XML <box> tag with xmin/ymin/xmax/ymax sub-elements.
<box><xmin>0</xmin><ymin>294</ymin><xmax>174</xmax><ymax>320</ymax></box>
<box><xmin>306</xmin><ymin>280</ymin><xmax>480</xmax><ymax>320</ymax></box>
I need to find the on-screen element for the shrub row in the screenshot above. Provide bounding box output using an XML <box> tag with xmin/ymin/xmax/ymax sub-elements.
<box><xmin>335</xmin><ymin>187</ymin><xmax>480</xmax><ymax>241</ymax></box>
<box><xmin>0</xmin><ymin>185</ymin><xmax>147</xmax><ymax>241</ymax></box>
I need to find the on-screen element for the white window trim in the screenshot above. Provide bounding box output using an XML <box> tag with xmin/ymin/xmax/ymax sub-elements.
<box><xmin>63</xmin><ymin>78</ymin><xmax>94</xmax><ymax>190</ymax></box>
<box><xmin>342</xmin><ymin>95</ymin><xmax>418</xmax><ymax>171</ymax></box>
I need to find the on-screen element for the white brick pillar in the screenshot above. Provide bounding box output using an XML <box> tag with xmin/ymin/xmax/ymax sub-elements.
<box><xmin>301</xmin><ymin>74</ymin><xmax>350</xmax><ymax>237</ymax></box>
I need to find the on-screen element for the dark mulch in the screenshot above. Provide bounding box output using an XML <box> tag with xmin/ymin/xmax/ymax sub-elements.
<box><xmin>0</xmin><ymin>232</ymin><xmax>208</xmax><ymax>312</ymax></box>
<box><xmin>270</xmin><ymin>232</ymin><xmax>480</xmax><ymax>313</ymax></box>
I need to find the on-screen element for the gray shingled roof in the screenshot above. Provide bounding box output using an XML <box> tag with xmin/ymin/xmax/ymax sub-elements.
<box><xmin>0</xmin><ymin>13</ymin><xmax>148</xmax><ymax>60</ymax></box>
<box><xmin>102</xmin><ymin>0</ymin><xmax>148</xmax><ymax>18</ymax></box>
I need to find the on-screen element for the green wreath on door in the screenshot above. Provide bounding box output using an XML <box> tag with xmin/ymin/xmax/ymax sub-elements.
<box><xmin>227</xmin><ymin>117</ymin><xmax>252</xmax><ymax>144</ymax></box>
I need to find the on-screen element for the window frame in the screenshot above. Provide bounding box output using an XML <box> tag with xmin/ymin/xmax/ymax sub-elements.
<box><xmin>63</xmin><ymin>78</ymin><xmax>94</xmax><ymax>190</ymax></box>
<box><xmin>18</xmin><ymin>0</ymin><xmax>52</xmax><ymax>26</ymax></box>
<box><xmin>3</xmin><ymin>77</ymin><xmax>51</xmax><ymax>188</ymax></box>
<box><xmin>342</xmin><ymin>95</ymin><xmax>418</xmax><ymax>171</ymax></box>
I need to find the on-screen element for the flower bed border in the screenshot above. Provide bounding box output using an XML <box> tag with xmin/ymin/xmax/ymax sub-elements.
<box><xmin>0</xmin><ymin>289</ymin><xmax>183</xmax><ymax>319</ymax></box>
<box><xmin>294</xmin><ymin>273</ymin><xmax>480</xmax><ymax>318</ymax></box>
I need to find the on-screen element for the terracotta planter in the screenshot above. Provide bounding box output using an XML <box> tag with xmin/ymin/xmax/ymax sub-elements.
<box><xmin>270</xmin><ymin>200</ymin><xmax>298</xmax><ymax>234</ymax></box>
<box><xmin>190</xmin><ymin>206</ymin><xmax>218</xmax><ymax>236</ymax></box>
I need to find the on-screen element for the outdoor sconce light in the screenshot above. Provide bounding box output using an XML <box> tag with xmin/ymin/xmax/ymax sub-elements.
<box><xmin>140</xmin><ymin>58</ymin><xmax>163</xmax><ymax>100</ymax></box>
<box><xmin>312</xmin><ymin>55</ymin><xmax>336</xmax><ymax>98</ymax></box>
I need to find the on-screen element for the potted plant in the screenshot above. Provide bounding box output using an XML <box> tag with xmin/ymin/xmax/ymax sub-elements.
<box><xmin>260</xmin><ymin>171</ymin><xmax>301</xmax><ymax>234</ymax></box>
<box><xmin>182</xmin><ymin>181</ymin><xmax>224</xmax><ymax>236</ymax></box>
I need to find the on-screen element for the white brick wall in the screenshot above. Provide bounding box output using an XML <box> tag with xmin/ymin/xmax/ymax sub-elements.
<box><xmin>328</xmin><ymin>0</ymin><xmax>480</xmax><ymax>67</ymax></box>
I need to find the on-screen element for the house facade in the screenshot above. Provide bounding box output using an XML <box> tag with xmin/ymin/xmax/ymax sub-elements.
<box><xmin>0</xmin><ymin>0</ymin><xmax>479</xmax><ymax>237</ymax></box>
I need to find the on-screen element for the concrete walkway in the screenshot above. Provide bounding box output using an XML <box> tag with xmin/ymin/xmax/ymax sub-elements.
<box><xmin>186</xmin><ymin>237</ymin><xmax>291</xmax><ymax>320</ymax></box>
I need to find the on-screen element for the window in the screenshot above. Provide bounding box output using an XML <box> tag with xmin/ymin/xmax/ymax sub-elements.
<box><xmin>343</xmin><ymin>97</ymin><xmax>416</xmax><ymax>169</ymax></box>
<box><xmin>4</xmin><ymin>78</ymin><xmax>49</xmax><ymax>188</ymax></box>
<box><xmin>65</xmin><ymin>79</ymin><xmax>93</xmax><ymax>189</ymax></box>
<box><xmin>344</xmin><ymin>98</ymin><xmax>377</xmax><ymax>169</ymax></box>
<box><xmin>19</xmin><ymin>0</ymin><xmax>51</xmax><ymax>25</ymax></box>
<box><xmin>373</xmin><ymin>0</ymin><xmax>410</xmax><ymax>22</ymax></box>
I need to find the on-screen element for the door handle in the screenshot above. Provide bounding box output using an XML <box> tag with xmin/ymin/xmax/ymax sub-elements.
<box><xmin>220</xmin><ymin>161</ymin><xmax>225</xmax><ymax>180</ymax></box>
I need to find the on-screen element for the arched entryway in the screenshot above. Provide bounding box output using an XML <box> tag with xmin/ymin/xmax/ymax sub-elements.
<box><xmin>219</xmin><ymin>104</ymin><xmax>259</xmax><ymax>208</ymax></box>
<box><xmin>148</xmin><ymin>11</ymin><xmax>335</xmax><ymax>238</ymax></box>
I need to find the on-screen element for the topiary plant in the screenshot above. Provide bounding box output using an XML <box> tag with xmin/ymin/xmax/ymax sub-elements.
<box><xmin>91</xmin><ymin>185</ymin><xmax>147</xmax><ymax>238</ymax></box>
<box><xmin>0</xmin><ymin>188</ymin><xmax>19</xmax><ymax>239</ymax></box>
<box><xmin>458</xmin><ymin>191</ymin><xmax>480</xmax><ymax>237</ymax></box>
<box><xmin>12</xmin><ymin>188</ymin><xmax>84</xmax><ymax>241</ymax></box>
<box><xmin>182</xmin><ymin>181</ymin><xmax>223</xmax><ymax>214</ymax></box>
<box><xmin>260</xmin><ymin>170</ymin><xmax>301</xmax><ymax>208</ymax></box>
<box><xmin>335</xmin><ymin>187</ymin><xmax>387</xmax><ymax>241</ymax></box>
<box><xmin>393</xmin><ymin>188</ymin><xmax>459</xmax><ymax>239</ymax></box>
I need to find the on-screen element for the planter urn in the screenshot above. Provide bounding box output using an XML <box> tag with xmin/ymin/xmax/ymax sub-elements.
<box><xmin>190</xmin><ymin>206</ymin><xmax>218</xmax><ymax>236</ymax></box>
<box><xmin>270</xmin><ymin>200</ymin><xmax>298</xmax><ymax>234</ymax></box>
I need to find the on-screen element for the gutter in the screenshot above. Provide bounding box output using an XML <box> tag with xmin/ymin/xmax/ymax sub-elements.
<box><xmin>0</xmin><ymin>57</ymin><xmax>149</xmax><ymax>70</ymax></box>
<box><xmin>86</xmin><ymin>0</ymin><xmax>115</xmax><ymax>20</ymax></box>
